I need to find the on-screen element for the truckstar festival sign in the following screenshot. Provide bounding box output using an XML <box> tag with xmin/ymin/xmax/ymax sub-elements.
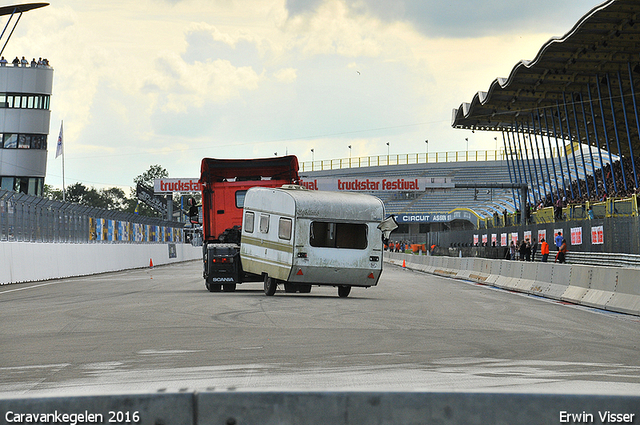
<box><xmin>154</xmin><ymin>178</ymin><xmax>204</xmax><ymax>193</ymax></box>
<box><xmin>299</xmin><ymin>177</ymin><xmax>454</xmax><ymax>191</ymax></box>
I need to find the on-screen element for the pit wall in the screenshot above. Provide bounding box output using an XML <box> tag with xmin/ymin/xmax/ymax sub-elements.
<box><xmin>0</xmin><ymin>242</ymin><xmax>201</xmax><ymax>285</ymax></box>
<box><xmin>385</xmin><ymin>252</ymin><xmax>640</xmax><ymax>316</ymax></box>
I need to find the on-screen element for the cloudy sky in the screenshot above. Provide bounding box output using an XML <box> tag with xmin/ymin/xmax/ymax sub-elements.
<box><xmin>8</xmin><ymin>0</ymin><xmax>604</xmax><ymax>190</ymax></box>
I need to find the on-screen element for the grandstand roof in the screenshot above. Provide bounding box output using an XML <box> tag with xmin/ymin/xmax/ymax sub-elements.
<box><xmin>452</xmin><ymin>0</ymin><xmax>640</xmax><ymax>157</ymax></box>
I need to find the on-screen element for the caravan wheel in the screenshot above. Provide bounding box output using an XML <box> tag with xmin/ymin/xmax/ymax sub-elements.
<box><xmin>264</xmin><ymin>275</ymin><xmax>277</xmax><ymax>296</ymax></box>
<box><xmin>337</xmin><ymin>285</ymin><xmax>351</xmax><ymax>298</ymax></box>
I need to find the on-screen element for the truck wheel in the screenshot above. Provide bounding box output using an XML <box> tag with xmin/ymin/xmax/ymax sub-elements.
<box><xmin>264</xmin><ymin>275</ymin><xmax>277</xmax><ymax>296</ymax></box>
<box><xmin>223</xmin><ymin>284</ymin><xmax>237</xmax><ymax>292</ymax></box>
<box><xmin>337</xmin><ymin>285</ymin><xmax>351</xmax><ymax>298</ymax></box>
<box><xmin>206</xmin><ymin>283</ymin><xmax>222</xmax><ymax>292</ymax></box>
<box><xmin>298</xmin><ymin>284</ymin><xmax>312</xmax><ymax>293</ymax></box>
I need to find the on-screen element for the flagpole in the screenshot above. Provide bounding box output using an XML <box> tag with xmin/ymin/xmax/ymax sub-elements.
<box><xmin>56</xmin><ymin>120</ymin><xmax>65</xmax><ymax>201</ymax></box>
<box><xmin>61</xmin><ymin>120</ymin><xmax>65</xmax><ymax>201</ymax></box>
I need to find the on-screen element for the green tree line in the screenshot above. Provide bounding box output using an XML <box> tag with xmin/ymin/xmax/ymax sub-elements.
<box><xmin>42</xmin><ymin>164</ymin><xmax>188</xmax><ymax>219</ymax></box>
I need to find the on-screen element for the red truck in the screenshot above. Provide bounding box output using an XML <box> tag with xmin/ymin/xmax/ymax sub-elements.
<box><xmin>198</xmin><ymin>155</ymin><xmax>299</xmax><ymax>292</ymax></box>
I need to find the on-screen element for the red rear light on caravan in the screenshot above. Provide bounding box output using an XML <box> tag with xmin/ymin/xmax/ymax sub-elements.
<box><xmin>368</xmin><ymin>273</ymin><xmax>375</xmax><ymax>279</ymax></box>
<box><xmin>296</xmin><ymin>269</ymin><xmax>304</xmax><ymax>276</ymax></box>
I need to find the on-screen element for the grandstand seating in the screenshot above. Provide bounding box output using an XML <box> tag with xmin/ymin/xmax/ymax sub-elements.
<box><xmin>300</xmin><ymin>160</ymin><xmax>515</xmax><ymax>218</ymax></box>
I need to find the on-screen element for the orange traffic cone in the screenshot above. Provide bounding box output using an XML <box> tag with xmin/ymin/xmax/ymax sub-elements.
<box><xmin>402</xmin><ymin>259</ymin><xmax>406</xmax><ymax>268</ymax></box>
<box><xmin>149</xmin><ymin>258</ymin><xmax>154</xmax><ymax>268</ymax></box>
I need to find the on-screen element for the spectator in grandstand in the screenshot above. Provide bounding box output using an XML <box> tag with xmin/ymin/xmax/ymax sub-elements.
<box><xmin>509</xmin><ymin>241</ymin><xmax>516</xmax><ymax>260</ymax></box>
<box><xmin>554</xmin><ymin>197</ymin><xmax>563</xmax><ymax>221</ymax></box>
<box><xmin>524</xmin><ymin>203</ymin><xmax>531</xmax><ymax>225</ymax></box>
<box><xmin>540</xmin><ymin>238</ymin><xmax>549</xmax><ymax>262</ymax></box>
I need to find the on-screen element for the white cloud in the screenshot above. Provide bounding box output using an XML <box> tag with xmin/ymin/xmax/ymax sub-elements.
<box><xmin>0</xmin><ymin>0</ymin><xmax>603</xmax><ymax>188</ymax></box>
<box><xmin>273</xmin><ymin>67</ymin><xmax>298</xmax><ymax>83</ymax></box>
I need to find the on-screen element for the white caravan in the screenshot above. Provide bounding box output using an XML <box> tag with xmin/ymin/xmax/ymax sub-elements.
<box><xmin>240</xmin><ymin>185</ymin><xmax>394</xmax><ymax>297</ymax></box>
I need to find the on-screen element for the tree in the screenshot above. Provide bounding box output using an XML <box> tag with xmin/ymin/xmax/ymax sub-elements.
<box><xmin>130</xmin><ymin>164</ymin><xmax>171</xmax><ymax>218</ymax></box>
<box><xmin>133</xmin><ymin>164</ymin><xmax>168</xmax><ymax>188</ymax></box>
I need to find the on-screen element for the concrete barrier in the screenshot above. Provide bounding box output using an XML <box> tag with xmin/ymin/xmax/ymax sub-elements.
<box><xmin>562</xmin><ymin>264</ymin><xmax>592</xmax><ymax>304</ymax></box>
<box><xmin>581</xmin><ymin>266</ymin><xmax>618</xmax><ymax>310</ymax></box>
<box><xmin>1</xmin><ymin>391</ymin><xmax>638</xmax><ymax>425</ymax></box>
<box><xmin>545</xmin><ymin>263</ymin><xmax>572</xmax><ymax>301</ymax></box>
<box><xmin>514</xmin><ymin>261</ymin><xmax>538</xmax><ymax>293</ymax></box>
<box><xmin>0</xmin><ymin>393</ymin><xmax>194</xmax><ymax>425</ymax></box>
<box><xmin>385</xmin><ymin>253</ymin><xmax>640</xmax><ymax>316</ymax></box>
<box><xmin>0</xmin><ymin>242</ymin><xmax>202</xmax><ymax>285</ymax></box>
<box><xmin>607</xmin><ymin>268</ymin><xmax>640</xmax><ymax>315</ymax></box>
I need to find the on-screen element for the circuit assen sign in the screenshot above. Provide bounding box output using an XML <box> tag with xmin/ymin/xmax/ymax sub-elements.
<box><xmin>299</xmin><ymin>177</ymin><xmax>454</xmax><ymax>191</ymax></box>
<box><xmin>154</xmin><ymin>178</ymin><xmax>204</xmax><ymax>193</ymax></box>
<box><xmin>395</xmin><ymin>210</ymin><xmax>479</xmax><ymax>226</ymax></box>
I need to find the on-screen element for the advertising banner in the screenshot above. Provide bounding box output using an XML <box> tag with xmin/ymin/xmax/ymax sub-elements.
<box><xmin>538</xmin><ymin>229</ymin><xmax>547</xmax><ymax>243</ymax></box>
<box><xmin>299</xmin><ymin>176</ymin><xmax>454</xmax><ymax>192</ymax></box>
<box><xmin>571</xmin><ymin>227</ymin><xmax>583</xmax><ymax>245</ymax></box>
<box><xmin>154</xmin><ymin>178</ymin><xmax>204</xmax><ymax>193</ymax></box>
<box><xmin>591</xmin><ymin>225</ymin><xmax>604</xmax><ymax>245</ymax></box>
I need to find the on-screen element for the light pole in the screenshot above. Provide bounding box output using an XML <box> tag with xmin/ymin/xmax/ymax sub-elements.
<box><xmin>465</xmin><ymin>138</ymin><xmax>469</xmax><ymax>161</ymax></box>
<box><xmin>311</xmin><ymin>148</ymin><xmax>314</xmax><ymax>162</ymax></box>
<box><xmin>425</xmin><ymin>139</ymin><xmax>429</xmax><ymax>162</ymax></box>
<box><xmin>348</xmin><ymin>145</ymin><xmax>352</xmax><ymax>167</ymax></box>
<box><xmin>386</xmin><ymin>142</ymin><xmax>390</xmax><ymax>164</ymax></box>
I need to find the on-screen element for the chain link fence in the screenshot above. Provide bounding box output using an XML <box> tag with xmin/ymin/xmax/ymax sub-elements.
<box><xmin>0</xmin><ymin>189</ymin><xmax>186</xmax><ymax>243</ymax></box>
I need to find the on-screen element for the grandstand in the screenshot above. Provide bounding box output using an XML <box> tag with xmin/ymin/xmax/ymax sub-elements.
<box><xmin>299</xmin><ymin>153</ymin><xmax>514</xmax><ymax>220</ymax></box>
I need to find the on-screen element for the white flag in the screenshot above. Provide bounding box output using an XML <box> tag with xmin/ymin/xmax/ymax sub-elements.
<box><xmin>55</xmin><ymin>121</ymin><xmax>63</xmax><ymax>158</ymax></box>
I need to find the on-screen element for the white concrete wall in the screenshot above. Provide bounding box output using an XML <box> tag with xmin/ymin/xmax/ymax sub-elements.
<box><xmin>0</xmin><ymin>242</ymin><xmax>202</xmax><ymax>285</ymax></box>
<box><xmin>385</xmin><ymin>252</ymin><xmax>640</xmax><ymax>317</ymax></box>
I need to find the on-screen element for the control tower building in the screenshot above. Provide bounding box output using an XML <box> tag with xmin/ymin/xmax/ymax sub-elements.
<box><xmin>0</xmin><ymin>3</ymin><xmax>52</xmax><ymax>196</ymax></box>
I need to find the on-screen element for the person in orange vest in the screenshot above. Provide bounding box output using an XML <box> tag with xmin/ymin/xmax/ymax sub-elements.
<box><xmin>540</xmin><ymin>238</ymin><xmax>550</xmax><ymax>262</ymax></box>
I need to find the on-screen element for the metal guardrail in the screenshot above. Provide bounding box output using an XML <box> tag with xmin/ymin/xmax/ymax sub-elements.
<box><xmin>0</xmin><ymin>189</ymin><xmax>185</xmax><ymax>243</ymax></box>
<box><xmin>300</xmin><ymin>150</ymin><xmax>507</xmax><ymax>172</ymax></box>
<box><xmin>480</xmin><ymin>195</ymin><xmax>639</xmax><ymax>228</ymax></box>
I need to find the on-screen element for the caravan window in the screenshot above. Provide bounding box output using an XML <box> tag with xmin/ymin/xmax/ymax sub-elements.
<box><xmin>244</xmin><ymin>211</ymin><xmax>255</xmax><ymax>233</ymax></box>
<box><xmin>278</xmin><ymin>217</ymin><xmax>292</xmax><ymax>240</ymax></box>
<box><xmin>259</xmin><ymin>214</ymin><xmax>270</xmax><ymax>233</ymax></box>
<box><xmin>309</xmin><ymin>222</ymin><xmax>367</xmax><ymax>249</ymax></box>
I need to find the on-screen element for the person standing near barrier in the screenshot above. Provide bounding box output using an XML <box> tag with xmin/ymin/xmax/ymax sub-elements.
<box><xmin>540</xmin><ymin>238</ymin><xmax>549</xmax><ymax>262</ymax></box>
<box><xmin>530</xmin><ymin>238</ymin><xmax>538</xmax><ymax>262</ymax></box>
<box><xmin>510</xmin><ymin>241</ymin><xmax>516</xmax><ymax>260</ymax></box>
<box><xmin>556</xmin><ymin>238</ymin><xmax>567</xmax><ymax>263</ymax></box>
<box><xmin>555</xmin><ymin>232</ymin><xmax>563</xmax><ymax>251</ymax></box>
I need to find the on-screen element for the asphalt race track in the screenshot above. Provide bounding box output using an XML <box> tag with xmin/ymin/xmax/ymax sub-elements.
<box><xmin>1</xmin><ymin>260</ymin><xmax>639</xmax><ymax>397</ymax></box>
